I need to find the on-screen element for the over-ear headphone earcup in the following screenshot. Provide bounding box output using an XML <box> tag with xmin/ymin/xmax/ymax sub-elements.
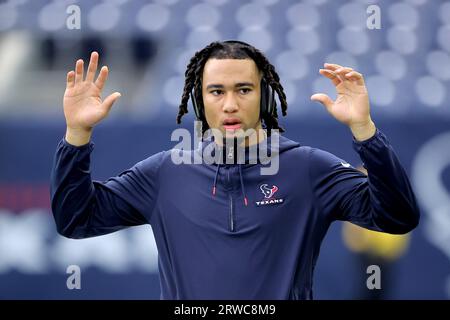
<box><xmin>260</xmin><ymin>79</ymin><xmax>268</xmax><ymax>118</ymax></box>
<box><xmin>260</xmin><ymin>78</ymin><xmax>276</xmax><ymax>119</ymax></box>
<box><xmin>268</xmin><ymin>84</ymin><xmax>276</xmax><ymax>116</ymax></box>
<box><xmin>191</xmin><ymin>88</ymin><xmax>203</xmax><ymax>120</ymax></box>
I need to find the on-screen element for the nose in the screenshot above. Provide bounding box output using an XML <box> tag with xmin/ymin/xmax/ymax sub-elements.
<box><xmin>222</xmin><ymin>92</ymin><xmax>238</xmax><ymax>113</ymax></box>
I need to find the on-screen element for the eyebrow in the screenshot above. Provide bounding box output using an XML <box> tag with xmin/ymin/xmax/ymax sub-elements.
<box><xmin>206</xmin><ymin>82</ymin><xmax>255</xmax><ymax>90</ymax></box>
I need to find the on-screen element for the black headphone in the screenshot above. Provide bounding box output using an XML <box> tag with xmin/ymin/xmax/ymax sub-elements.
<box><xmin>190</xmin><ymin>40</ymin><xmax>276</xmax><ymax>122</ymax></box>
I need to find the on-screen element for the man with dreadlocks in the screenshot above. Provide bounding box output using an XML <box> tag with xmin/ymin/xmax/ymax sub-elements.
<box><xmin>51</xmin><ymin>41</ymin><xmax>419</xmax><ymax>300</ymax></box>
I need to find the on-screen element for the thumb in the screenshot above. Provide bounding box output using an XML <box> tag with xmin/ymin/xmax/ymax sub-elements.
<box><xmin>311</xmin><ymin>93</ymin><xmax>334</xmax><ymax>110</ymax></box>
<box><xmin>102</xmin><ymin>92</ymin><xmax>121</xmax><ymax>112</ymax></box>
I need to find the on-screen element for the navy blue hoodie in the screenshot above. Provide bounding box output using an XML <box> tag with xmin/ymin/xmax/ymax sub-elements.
<box><xmin>50</xmin><ymin>129</ymin><xmax>419</xmax><ymax>299</ymax></box>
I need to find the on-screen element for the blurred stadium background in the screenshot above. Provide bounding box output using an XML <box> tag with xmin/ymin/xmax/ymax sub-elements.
<box><xmin>0</xmin><ymin>0</ymin><xmax>449</xmax><ymax>299</ymax></box>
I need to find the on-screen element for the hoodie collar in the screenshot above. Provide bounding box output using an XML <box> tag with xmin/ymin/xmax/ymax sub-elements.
<box><xmin>196</xmin><ymin>130</ymin><xmax>300</xmax><ymax>207</ymax></box>
<box><xmin>196</xmin><ymin>130</ymin><xmax>286</xmax><ymax>166</ymax></box>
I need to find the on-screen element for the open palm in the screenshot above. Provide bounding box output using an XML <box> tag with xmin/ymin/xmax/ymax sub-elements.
<box><xmin>64</xmin><ymin>52</ymin><xmax>121</xmax><ymax>131</ymax></box>
<box><xmin>311</xmin><ymin>63</ymin><xmax>371</xmax><ymax>128</ymax></box>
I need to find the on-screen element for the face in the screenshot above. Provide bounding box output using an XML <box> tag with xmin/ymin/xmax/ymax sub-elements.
<box><xmin>201</xmin><ymin>58</ymin><xmax>263</xmax><ymax>141</ymax></box>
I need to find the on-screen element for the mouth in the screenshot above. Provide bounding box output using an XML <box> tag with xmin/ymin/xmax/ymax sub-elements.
<box><xmin>222</xmin><ymin>118</ymin><xmax>242</xmax><ymax>130</ymax></box>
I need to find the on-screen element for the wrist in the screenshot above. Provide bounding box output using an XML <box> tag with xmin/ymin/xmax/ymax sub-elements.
<box><xmin>65</xmin><ymin>127</ymin><xmax>93</xmax><ymax>146</ymax></box>
<box><xmin>350</xmin><ymin>120</ymin><xmax>376</xmax><ymax>142</ymax></box>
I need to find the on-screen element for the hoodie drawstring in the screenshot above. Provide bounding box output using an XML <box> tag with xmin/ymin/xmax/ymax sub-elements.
<box><xmin>212</xmin><ymin>164</ymin><xmax>220</xmax><ymax>196</ymax></box>
<box><xmin>238</xmin><ymin>165</ymin><xmax>248</xmax><ymax>206</ymax></box>
<box><xmin>211</xmin><ymin>164</ymin><xmax>248</xmax><ymax>207</ymax></box>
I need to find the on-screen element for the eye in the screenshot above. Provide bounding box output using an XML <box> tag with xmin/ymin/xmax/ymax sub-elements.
<box><xmin>210</xmin><ymin>90</ymin><xmax>223</xmax><ymax>96</ymax></box>
<box><xmin>239</xmin><ymin>88</ymin><xmax>252</xmax><ymax>94</ymax></box>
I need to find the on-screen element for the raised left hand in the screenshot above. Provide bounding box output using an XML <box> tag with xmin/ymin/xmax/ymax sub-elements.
<box><xmin>311</xmin><ymin>63</ymin><xmax>376</xmax><ymax>141</ymax></box>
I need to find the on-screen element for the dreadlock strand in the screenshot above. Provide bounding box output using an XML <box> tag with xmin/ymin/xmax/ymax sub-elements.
<box><xmin>251</xmin><ymin>49</ymin><xmax>289</xmax><ymax>120</ymax></box>
<box><xmin>177</xmin><ymin>42</ymin><xmax>223</xmax><ymax>125</ymax></box>
<box><xmin>177</xmin><ymin>56</ymin><xmax>198</xmax><ymax>123</ymax></box>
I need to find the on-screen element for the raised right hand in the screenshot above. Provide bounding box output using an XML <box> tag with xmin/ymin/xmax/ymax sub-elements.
<box><xmin>63</xmin><ymin>52</ymin><xmax>121</xmax><ymax>145</ymax></box>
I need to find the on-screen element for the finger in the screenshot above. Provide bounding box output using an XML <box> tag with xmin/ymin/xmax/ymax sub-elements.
<box><xmin>323</xmin><ymin>63</ymin><xmax>343</xmax><ymax>71</ymax></box>
<box><xmin>319</xmin><ymin>69</ymin><xmax>341</xmax><ymax>86</ymax></box>
<box><xmin>102</xmin><ymin>92</ymin><xmax>121</xmax><ymax>112</ymax></box>
<box><xmin>86</xmin><ymin>51</ymin><xmax>99</xmax><ymax>83</ymax></box>
<box><xmin>344</xmin><ymin>71</ymin><xmax>365</xmax><ymax>86</ymax></box>
<box><xmin>74</xmin><ymin>59</ymin><xmax>84</xmax><ymax>84</ymax></box>
<box><xmin>95</xmin><ymin>66</ymin><xmax>108</xmax><ymax>91</ymax></box>
<box><xmin>334</xmin><ymin>67</ymin><xmax>354</xmax><ymax>76</ymax></box>
<box><xmin>311</xmin><ymin>93</ymin><xmax>334</xmax><ymax>111</ymax></box>
<box><xmin>66</xmin><ymin>71</ymin><xmax>75</xmax><ymax>89</ymax></box>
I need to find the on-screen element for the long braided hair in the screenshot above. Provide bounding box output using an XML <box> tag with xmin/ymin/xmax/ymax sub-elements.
<box><xmin>176</xmin><ymin>41</ymin><xmax>288</xmax><ymax>135</ymax></box>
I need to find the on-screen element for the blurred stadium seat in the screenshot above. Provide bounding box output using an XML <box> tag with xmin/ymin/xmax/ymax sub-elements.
<box><xmin>0</xmin><ymin>0</ymin><xmax>448</xmax><ymax>118</ymax></box>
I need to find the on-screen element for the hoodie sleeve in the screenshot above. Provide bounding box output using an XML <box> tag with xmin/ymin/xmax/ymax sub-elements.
<box><xmin>50</xmin><ymin>138</ymin><xmax>164</xmax><ymax>239</ymax></box>
<box><xmin>308</xmin><ymin>129</ymin><xmax>420</xmax><ymax>234</ymax></box>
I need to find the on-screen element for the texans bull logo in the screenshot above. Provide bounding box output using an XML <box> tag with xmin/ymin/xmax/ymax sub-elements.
<box><xmin>260</xmin><ymin>184</ymin><xmax>279</xmax><ymax>199</ymax></box>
